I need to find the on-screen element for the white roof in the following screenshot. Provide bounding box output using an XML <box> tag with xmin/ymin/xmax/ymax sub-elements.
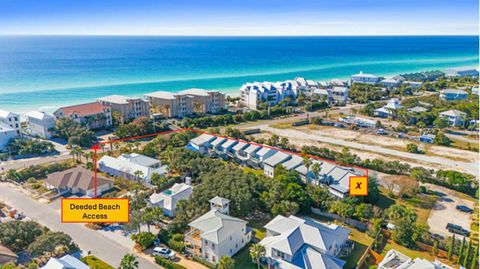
<box><xmin>255</xmin><ymin>147</ymin><xmax>277</xmax><ymax>157</ymax></box>
<box><xmin>243</xmin><ymin>144</ymin><xmax>261</xmax><ymax>154</ymax></box>
<box><xmin>332</xmin><ymin>86</ymin><xmax>348</xmax><ymax>93</ymax></box>
<box><xmin>188</xmin><ymin>209</ymin><xmax>247</xmax><ymax>244</ymax></box>
<box><xmin>441</xmin><ymin>89</ymin><xmax>467</xmax><ymax>95</ymax></box>
<box><xmin>145</xmin><ymin>91</ymin><xmax>179</xmax><ymax>100</ymax></box>
<box><xmin>98</xmin><ymin>154</ymin><xmax>167</xmax><ymax>180</ymax></box>
<box><xmin>180</xmin><ymin>88</ymin><xmax>218</xmax><ymax>96</ymax></box>
<box><xmin>264</xmin><ymin>151</ymin><xmax>291</xmax><ymax>167</ymax></box>
<box><xmin>378</xmin><ymin>249</ymin><xmax>452</xmax><ymax>269</ymax></box>
<box><xmin>97</xmin><ymin>94</ymin><xmax>132</xmax><ymax>104</ymax></box>
<box><xmin>190</xmin><ymin>134</ymin><xmax>215</xmax><ymax>146</ymax></box>
<box><xmin>0</xmin><ymin>124</ymin><xmax>15</xmax><ymax>132</ymax></box>
<box><xmin>118</xmin><ymin>153</ymin><xmax>160</xmax><ymax>167</ymax></box>
<box><xmin>41</xmin><ymin>255</ymin><xmax>89</xmax><ymax>269</ymax></box>
<box><xmin>232</xmin><ymin>141</ymin><xmax>249</xmax><ymax>151</ymax></box>
<box><xmin>209</xmin><ymin>196</ymin><xmax>230</xmax><ymax>206</ymax></box>
<box><xmin>439</xmin><ymin>109</ymin><xmax>466</xmax><ymax>117</ymax></box>
<box><xmin>25</xmin><ymin>111</ymin><xmax>55</xmax><ymax>120</ymax></box>
<box><xmin>384</xmin><ymin>98</ymin><xmax>403</xmax><ymax>110</ymax></box>
<box><xmin>313</xmin><ymin>89</ymin><xmax>330</xmax><ymax>95</ymax></box>
<box><xmin>408</xmin><ymin>106</ymin><xmax>428</xmax><ymax>113</ymax></box>
<box><xmin>352</xmin><ymin>72</ymin><xmax>378</xmax><ymax>78</ymax></box>
<box><xmin>210</xmin><ymin>137</ymin><xmax>227</xmax><ymax>147</ymax></box>
<box><xmin>149</xmin><ymin>183</ymin><xmax>192</xmax><ymax>210</ymax></box>
<box><xmin>220</xmin><ymin>139</ymin><xmax>238</xmax><ymax>149</ymax></box>
<box><xmin>281</xmin><ymin>155</ymin><xmax>304</xmax><ymax>170</ymax></box>
<box><xmin>0</xmin><ymin>109</ymin><xmax>18</xmax><ymax>119</ymax></box>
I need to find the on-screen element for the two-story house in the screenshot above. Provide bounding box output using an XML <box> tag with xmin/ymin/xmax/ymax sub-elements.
<box><xmin>25</xmin><ymin>111</ymin><xmax>56</xmax><ymax>139</ymax></box>
<box><xmin>438</xmin><ymin>109</ymin><xmax>467</xmax><ymax>127</ymax></box>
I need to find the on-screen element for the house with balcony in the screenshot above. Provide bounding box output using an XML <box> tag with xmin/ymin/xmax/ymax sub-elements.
<box><xmin>331</xmin><ymin>86</ymin><xmax>349</xmax><ymax>105</ymax></box>
<box><xmin>263</xmin><ymin>151</ymin><xmax>292</xmax><ymax>178</ymax></box>
<box><xmin>374</xmin><ymin>98</ymin><xmax>403</xmax><ymax>118</ymax></box>
<box><xmin>278</xmin><ymin>154</ymin><xmax>303</xmax><ymax>172</ymax></box>
<box><xmin>187</xmin><ymin>133</ymin><xmax>217</xmax><ymax>154</ymax></box>
<box><xmin>259</xmin><ymin>215</ymin><xmax>351</xmax><ymax>269</ymax></box>
<box><xmin>234</xmin><ymin>143</ymin><xmax>259</xmax><ymax>165</ymax></box>
<box><xmin>149</xmin><ymin>183</ymin><xmax>193</xmax><ymax>217</ymax></box>
<box><xmin>439</xmin><ymin>89</ymin><xmax>468</xmax><ymax>101</ymax></box>
<box><xmin>184</xmin><ymin>197</ymin><xmax>251</xmax><ymax>264</ymax></box>
<box><xmin>248</xmin><ymin>147</ymin><xmax>277</xmax><ymax>168</ymax></box>
<box><xmin>351</xmin><ymin>71</ymin><xmax>380</xmax><ymax>85</ymax></box>
<box><xmin>145</xmin><ymin>91</ymin><xmax>194</xmax><ymax>118</ymax></box>
<box><xmin>0</xmin><ymin>109</ymin><xmax>20</xmax><ymax>136</ymax></box>
<box><xmin>229</xmin><ymin>141</ymin><xmax>249</xmax><ymax>161</ymax></box>
<box><xmin>215</xmin><ymin>139</ymin><xmax>238</xmax><ymax>159</ymax></box>
<box><xmin>439</xmin><ymin>110</ymin><xmax>467</xmax><ymax>127</ymax></box>
<box><xmin>179</xmin><ymin>88</ymin><xmax>225</xmax><ymax>114</ymax></box>
<box><xmin>54</xmin><ymin>102</ymin><xmax>112</xmax><ymax>130</ymax></box>
<box><xmin>97</xmin><ymin>95</ymin><xmax>150</xmax><ymax>123</ymax></box>
<box><xmin>25</xmin><ymin>111</ymin><xmax>56</xmax><ymax>139</ymax></box>
<box><xmin>444</xmin><ymin>67</ymin><xmax>479</xmax><ymax>78</ymax></box>
<box><xmin>208</xmin><ymin>136</ymin><xmax>227</xmax><ymax>157</ymax></box>
<box><xmin>0</xmin><ymin>125</ymin><xmax>17</xmax><ymax>151</ymax></box>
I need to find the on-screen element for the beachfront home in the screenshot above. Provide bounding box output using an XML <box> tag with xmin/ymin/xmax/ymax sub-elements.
<box><xmin>41</xmin><ymin>254</ymin><xmax>89</xmax><ymax>269</ymax></box>
<box><xmin>381</xmin><ymin>78</ymin><xmax>402</xmax><ymax>88</ymax></box>
<box><xmin>374</xmin><ymin>98</ymin><xmax>403</xmax><ymax>118</ymax></box>
<box><xmin>25</xmin><ymin>111</ymin><xmax>56</xmax><ymax>139</ymax></box>
<box><xmin>248</xmin><ymin>146</ymin><xmax>277</xmax><ymax>168</ymax></box>
<box><xmin>439</xmin><ymin>89</ymin><xmax>468</xmax><ymax>101</ymax></box>
<box><xmin>54</xmin><ymin>102</ymin><xmax>112</xmax><ymax>129</ymax></box>
<box><xmin>215</xmin><ymin>139</ymin><xmax>238</xmax><ymax>159</ymax></box>
<box><xmin>97</xmin><ymin>95</ymin><xmax>150</xmax><ymax>123</ymax></box>
<box><xmin>184</xmin><ymin>197</ymin><xmax>251</xmax><ymax>264</ymax></box>
<box><xmin>0</xmin><ymin>245</ymin><xmax>17</xmax><ymax>266</ymax></box>
<box><xmin>208</xmin><ymin>136</ymin><xmax>227</xmax><ymax>157</ymax></box>
<box><xmin>179</xmin><ymin>88</ymin><xmax>225</xmax><ymax>114</ymax></box>
<box><xmin>98</xmin><ymin>153</ymin><xmax>168</xmax><ymax>184</ymax></box>
<box><xmin>311</xmin><ymin>89</ymin><xmax>332</xmax><ymax>103</ymax></box>
<box><xmin>187</xmin><ymin>133</ymin><xmax>217</xmax><ymax>154</ymax></box>
<box><xmin>149</xmin><ymin>183</ymin><xmax>193</xmax><ymax>217</ymax></box>
<box><xmin>259</xmin><ymin>215</ymin><xmax>351</xmax><ymax>269</ymax></box>
<box><xmin>378</xmin><ymin>249</ymin><xmax>452</xmax><ymax>269</ymax></box>
<box><xmin>145</xmin><ymin>91</ymin><xmax>194</xmax><ymax>118</ymax></box>
<box><xmin>351</xmin><ymin>71</ymin><xmax>380</xmax><ymax>84</ymax></box>
<box><xmin>0</xmin><ymin>125</ymin><xmax>17</xmax><ymax>151</ymax></box>
<box><xmin>45</xmin><ymin>167</ymin><xmax>113</xmax><ymax>197</ymax></box>
<box><xmin>444</xmin><ymin>67</ymin><xmax>479</xmax><ymax>78</ymax></box>
<box><xmin>439</xmin><ymin>110</ymin><xmax>466</xmax><ymax>127</ymax></box>
<box><xmin>0</xmin><ymin>109</ymin><xmax>20</xmax><ymax>136</ymax></box>
<box><xmin>263</xmin><ymin>151</ymin><xmax>291</xmax><ymax>178</ymax></box>
<box><xmin>331</xmin><ymin>86</ymin><xmax>349</xmax><ymax>105</ymax></box>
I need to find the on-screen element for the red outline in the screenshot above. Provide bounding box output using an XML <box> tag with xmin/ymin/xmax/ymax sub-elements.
<box><xmin>61</xmin><ymin>197</ymin><xmax>130</xmax><ymax>223</ymax></box>
<box><xmin>349</xmin><ymin>176</ymin><xmax>369</xmax><ymax>196</ymax></box>
<box><xmin>91</xmin><ymin>128</ymin><xmax>369</xmax><ymax>195</ymax></box>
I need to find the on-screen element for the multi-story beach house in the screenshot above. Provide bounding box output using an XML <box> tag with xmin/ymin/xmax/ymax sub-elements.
<box><xmin>444</xmin><ymin>67</ymin><xmax>479</xmax><ymax>78</ymax></box>
<box><xmin>54</xmin><ymin>102</ymin><xmax>112</xmax><ymax>129</ymax></box>
<box><xmin>97</xmin><ymin>95</ymin><xmax>150</xmax><ymax>123</ymax></box>
<box><xmin>0</xmin><ymin>125</ymin><xmax>17</xmax><ymax>151</ymax></box>
<box><xmin>179</xmin><ymin>88</ymin><xmax>225</xmax><ymax>114</ymax></box>
<box><xmin>350</xmin><ymin>71</ymin><xmax>381</xmax><ymax>84</ymax></box>
<box><xmin>0</xmin><ymin>109</ymin><xmax>20</xmax><ymax>136</ymax></box>
<box><xmin>259</xmin><ymin>215</ymin><xmax>351</xmax><ymax>269</ymax></box>
<box><xmin>24</xmin><ymin>111</ymin><xmax>56</xmax><ymax>139</ymax></box>
<box><xmin>187</xmin><ymin>133</ymin><xmax>217</xmax><ymax>154</ymax></box>
<box><xmin>145</xmin><ymin>91</ymin><xmax>194</xmax><ymax>118</ymax></box>
<box><xmin>439</xmin><ymin>109</ymin><xmax>466</xmax><ymax>127</ymax></box>
<box><xmin>374</xmin><ymin>98</ymin><xmax>403</xmax><ymax>118</ymax></box>
<box><xmin>379</xmin><ymin>249</ymin><xmax>452</xmax><ymax>269</ymax></box>
<box><xmin>98</xmin><ymin>153</ymin><xmax>168</xmax><ymax>185</ymax></box>
<box><xmin>263</xmin><ymin>151</ymin><xmax>292</xmax><ymax>178</ymax></box>
<box><xmin>184</xmin><ymin>197</ymin><xmax>251</xmax><ymax>264</ymax></box>
<box><xmin>331</xmin><ymin>86</ymin><xmax>349</xmax><ymax>105</ymax></box>
<box><xmin>149</xmin><ymin>183</ymin><xmax>193</xmax><ymax>217</ymax></box>
<box><xmin>381</xmin><ymin>77</ymin><xmax>403</xmax><ymax>88</ymax></box>
<box><xmin>439</xmin><ymin>89</ymin><xmax>468</xmax><ymax>101</ymax></box>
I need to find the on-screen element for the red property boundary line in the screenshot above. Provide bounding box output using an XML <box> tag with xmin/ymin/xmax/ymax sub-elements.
<box><xmin>91</xmin><ymin>128</ymin><xmax>369</xmax><ymax>197</ymax></box>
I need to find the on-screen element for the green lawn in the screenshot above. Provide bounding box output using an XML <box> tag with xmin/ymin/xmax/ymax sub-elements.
<box><xmin>233</xmin><ymin>244</ymin><xmax>261</xmax><ymax>269</ymax></box>
<box><xmin>82</xmin><ymin>256</ymin><xmax>115</xmax><ymax>269</ymax></box>
<box><xmin>344</xmin><ymin>241</ymin><xmax>369</xmax><ymax>269</ymax></box>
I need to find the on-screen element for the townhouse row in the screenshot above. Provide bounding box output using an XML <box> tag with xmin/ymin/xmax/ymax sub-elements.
<box><xmin>187</xmin><ymin>133</ymin><xmax>360</xmax><ymax>199</ymax></box>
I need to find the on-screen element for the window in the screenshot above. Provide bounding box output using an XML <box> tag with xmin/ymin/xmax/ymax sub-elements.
<box><xmin>212</xmin><ymin>244</ymin><xmax>215</xmax><ymax>250</ymax></box>
<box><xmin>230</xmin><ymin>236</ymin><xmax>232</xmax><ymax>241</ymax></box>
<box><xmin>212</xmin><ymin>256</ymin><xmax>216</xmax><ymax>262</ymax></box>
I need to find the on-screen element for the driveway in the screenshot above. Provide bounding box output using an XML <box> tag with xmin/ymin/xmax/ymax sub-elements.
<box><xmin>426</xmin><ymin>183</ymin><xmax>475</xmax><ymax>239</ymax></box>
<box><xmin>0</xmin><ymin>182</ymin><xmax>162</xmax><ymax>269</ymax></box>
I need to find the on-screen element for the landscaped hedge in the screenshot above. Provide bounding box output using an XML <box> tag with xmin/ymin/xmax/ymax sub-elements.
<box><xmin>154</xmin><ymin>256</ymin><xmax>187</xmax><ymax>269</ymax></box>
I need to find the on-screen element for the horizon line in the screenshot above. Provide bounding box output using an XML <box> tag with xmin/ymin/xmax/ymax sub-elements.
<box><xmin>0</xmin><ymin>33</ymin><xmax>479</xmax><ymax>37</ymax></box>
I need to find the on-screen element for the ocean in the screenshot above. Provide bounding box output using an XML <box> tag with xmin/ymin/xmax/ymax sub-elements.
<box><xmin>0</xmin><ymin>35</ymin><xmax>478</xmax><ymax>113</ymax></box>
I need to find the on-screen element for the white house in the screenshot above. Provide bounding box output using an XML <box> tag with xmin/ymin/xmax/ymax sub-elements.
<box><xmin>0</xmin><ymin>124</ymin><xmax>17</xmax><ymax>151</ymax></box>
<box><xmin>279</xmin><ymin>154</ymin><xmax>304</xmax><ymax>171</ymax></box>
<box><xmin>41</xmin><ymin>254</ymin><xmax>90</xmax><ymax>269</ymax></box>
<box><xmin>0</xmin><ymin>109</ymin><xmax>20</xmax><ymax>136</ymax></box>
<box><xmin>208</xmin><ymin>136</ymin><xmax>227</xmax><ymax>157</ymax></box>
<box><xmin>374</xmin><ymin>98</ymin><xmax>403</xmax><ymax>118</ymax></box>
<box><xmin>98</xmin><ymin>153</ymin><xmax>168</xmax><ymax>184</ymax></box>
<box><xmin>248</xmin><ymin>147</ymin><xmax>278</xmax><ymax>168</ymax></box>
<box><xmin>381</xmin><ymin>78</ymin><xmax>402</xmax><ymax>88</ymax></box>
<box><xmin>149</xmin><ymin>183</ymin><xmax>193</xmax><ymax>217</ymax></box>
<box><xmin>351</xmin><ymin>71</ymin><xmax>380</xmax><ymax>84</ymax></box>
<box><xmin>331</xmin><ymin>86</ymin><xmax>349</xmax><ymax>105</ymax></box>
<box><xmin>215</xmin><ymin>139</ymin><xmax>238</xmax><ymax>159</ymax></box>
<box><xmin>259</xmin><ymin>215</ymin><xmax>351</xmax><ymax>269</ymax></box>
<box><xmin>184</xmin><ymin>197</ymin><xmax>251</xmax><ymax>264</ymax></box>
<box><xmin>439</xmin><ymin>110</ymin><xmax>467</xmax><ymax>127</ymax></box>
<box><xmin>439</xmin><ymin>89</ymin><xmax>468</xmax><ymax>101</ymax></box>
<box><xmin>263</xmin><ymin>151</ymin><xmax>291</xmax><ymax>178</ymax></box>
<box><xmin>379</xmin><ymin>249</ymin><xmax>452</xmax><ymax>269</ymax></box>
<box><xmin>187</xmin><ymin>133</ymin><xmax>217</xmax><ymax>154</ymax></box>
<box><xmin>444</xmin><ymin>67</ymin><xmax>479</xmax><ymax>78</ymax></box>
<box><xmin>25</xmin><ymin>111</ymin><xmax>56</xmax><ymax>139</ymax></box>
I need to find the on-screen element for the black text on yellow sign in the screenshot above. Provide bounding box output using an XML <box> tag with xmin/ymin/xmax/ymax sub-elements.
<box><xmin>349</xmin><ymin>176</ymin><xmax>368</xmax><ymax>196</ymax></box>
<box><xmin>61</xmin><ymin>198</ymin><xmax>130</xmax><ymax>223</ymax></box>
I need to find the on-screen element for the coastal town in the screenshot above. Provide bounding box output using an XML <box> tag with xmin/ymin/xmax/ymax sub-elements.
<box><xmin>0</xmin><ymin>66</ymin><xmax>478</xmax><ymax>269</ymax></box>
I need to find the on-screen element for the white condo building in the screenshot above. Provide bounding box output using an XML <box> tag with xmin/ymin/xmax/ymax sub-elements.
<box><xmin>25</xmin><ymin>111</ymin><xmax>56</xmax><ymax>139</ymax></box>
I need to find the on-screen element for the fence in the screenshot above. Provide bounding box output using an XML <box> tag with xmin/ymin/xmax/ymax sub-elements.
<box><xmin>310</xmin><ymin>207</ymin><xmax>369</xmax><ymax>231</ymax></box>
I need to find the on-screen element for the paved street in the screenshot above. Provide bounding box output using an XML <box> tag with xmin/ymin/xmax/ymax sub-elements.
<box><xmin>0</xmin><ymin>153</ymin><xmax>71</xmax><ymax>173</ymax></box>
<box><xmin>0</xmin><ymin>182</ymin><xmax>161</xmax><ymax>269</ymax></box>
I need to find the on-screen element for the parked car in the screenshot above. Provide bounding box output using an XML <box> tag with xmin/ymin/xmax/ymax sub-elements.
<box><xmin>376</xmin><ymin>129</ymin><xmax>387</xmax><ymax>135</ymax></box>
<box><xmin>334</xmin><ymin>123</ymin><xmax>345</xmax><ymax>128</ymax></box>
<box><xmin>431</xmin><ymin>233</ymin><xmax>445</xmax><ymax>241</ymax></box>
<box><xmin>446</xmin><ymin>223</ymin><xmax>470</xmax><ymax>236</ymax></box>
<box><xmin>153</xmin><ymin>247</ymin><xmax>176</xmax><ymax>260</ymax></box>
<box><xmin>456</xmin><ymin>205</ymin><xmax>474</xmax><ymax>214</ymax></box>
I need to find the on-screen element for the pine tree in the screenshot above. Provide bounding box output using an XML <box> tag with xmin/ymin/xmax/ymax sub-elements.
<box><xmin>463</xmin><ymin>239</ymin><xmax>471</xmax><ymax>267</ymax></box>
<box><xmin>458</xmin><ymin>237</ymin><xmax>465</xmax><ymax>264</ymax></box>
<box><xmin>448</xmin><ymin>235</ymin><xmax>455</xmax><ymax>260</ymax></box>
<box><xmin>470</xmin><ymin>244</ymin><xmax>478</xmax><ymax>269</ymax></box>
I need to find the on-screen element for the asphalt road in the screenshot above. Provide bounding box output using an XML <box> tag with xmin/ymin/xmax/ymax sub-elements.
<box><xmin>0</xmin><ymin>182</ymin><xmax>161</xmax><ymax>269</ymax></box>
<box><xmin>0</xmin><ymin>153</ymin><xmax>72</xmax><ymax>173</ymax></box>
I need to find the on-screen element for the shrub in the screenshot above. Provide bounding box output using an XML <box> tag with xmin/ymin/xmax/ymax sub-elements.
<box><xmin>131</xmin><ymin>232</ymin><xmax>155</xmax><ymax>250</ymax></box>
<box><xmin>155</xmin><ymin>257</ymin><xmax>187</xmax><ymax>269</ymax></box>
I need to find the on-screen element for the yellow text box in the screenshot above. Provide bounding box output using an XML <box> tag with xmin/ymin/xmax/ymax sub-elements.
<box><xmin>62</xmin><ymin>198</ymin><xmax>129</xmax><ymax>223</ymax></box>
<box><xmin>349</xmin><ymin>176</ymin><xmax>368</xmax><ymax>196</ymax></box>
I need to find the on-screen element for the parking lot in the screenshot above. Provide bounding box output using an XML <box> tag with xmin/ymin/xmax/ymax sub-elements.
<box><xmin>427</xmin><ymin>184</ymin><xmax>475</xmax><ymax>239</ymax></box>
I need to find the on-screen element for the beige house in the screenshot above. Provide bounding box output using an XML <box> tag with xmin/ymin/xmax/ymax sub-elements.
<box><xmin>97</xmin><ymin>95</ymin><xmax>150</xmax><ymax>123</ymax></box>
<box><xmin>54</xmin><ymin>102</ymin><xmax>112</xmax><ymax>129</ymax></box>
<box><xmin>45</xmin><ymin>167</ymin><xmax>113</xmax><ymax>197</ymax></box>
<box><xmin>179</xmin><ymin>88</ymin><xmax>225</xmax><ymax>114</ymax></box>
<box><xmin>145</xmin><ymin>91</ymin><xmax>194</xmax><ymax>118</ymax></box>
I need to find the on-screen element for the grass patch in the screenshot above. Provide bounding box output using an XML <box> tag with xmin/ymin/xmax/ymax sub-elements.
<box><xmin>344</xmin><ymin>241</ymin><xmax>368</xmax><ymax>269</ymax></box>
<box><xmin>242</xmin><ymin>166</ymin><xmax>264</xmax><ymax>177</ymax></box>
<box><xmin>233</xmin><ymin>244</ymin><xmax>260</xmax><ymax>269</ymax></box>
<box><xmin>270</xmin><ymin>121</ymin><xmax>295</xmax><ymax>129</ymax></box>
<box><xmin>451</xmin><ymin>139</ymin><xmax>479</xmax><ymax>152</ymax></box>
<box><xmin>248</xmin><ymin>217</ymin><xmax>271</xmax><ymax>241</ymax></box>
<box><xmin>82</xmin><ymin>255</ymin><xmax>115</xmax><ymax>269</ymax></box>
<box><xmin>382</xmin><ymin>240</ymin><xmax>433</xmax><ymax>261</ymax></box>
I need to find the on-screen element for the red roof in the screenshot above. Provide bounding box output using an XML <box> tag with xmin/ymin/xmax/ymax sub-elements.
<box><xmin>59</xmin><ymin>102</ymin><xmax>109</xmax><ymax>116</ymax></box>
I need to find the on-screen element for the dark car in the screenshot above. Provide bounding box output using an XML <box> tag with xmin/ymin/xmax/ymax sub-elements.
<box><xmin>456</xmin><ymin>205</ymin><xmax>474</xmax><ymax>214</ymax></box>
<box><xmin>446</xmin><ymin>223</ymin><xmax>470</xmax><ymax>236</ymax></box>
<box><xmin>431</xmin><ymin>233</ymin><xmax>445</xmax><ymax>241</ymax></box>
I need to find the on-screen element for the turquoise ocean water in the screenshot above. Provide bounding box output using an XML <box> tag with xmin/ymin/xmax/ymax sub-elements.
<box><xmin>0</xmin><ymin>36</ymin><xmax>478</xmax><ymax>113</ymax></box>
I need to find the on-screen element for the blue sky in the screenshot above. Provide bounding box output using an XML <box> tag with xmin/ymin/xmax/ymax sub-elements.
<box><xmin>0</xmin><ymin>0</ymin><xmax>478</xmax><ymax>35</ymax></box>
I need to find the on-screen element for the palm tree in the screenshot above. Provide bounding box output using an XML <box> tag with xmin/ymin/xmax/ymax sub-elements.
<box><xmin>249</xmin><ymin>243</ymin><xmax>266</xmax><ymax>269</ymax></box>
<box><xmin>302</xmin><ymin>155</ymin><xmax>312</xmax><ymax>183</ymax></box>
<box><xmin>119</xmin><ymin>254</ymin><xmax>138</xmax><ymax>269</ymax></box>
<box><xmin>217</xmin><ymin>256</ymin><xmax>235</xmax><ymax>269</ymax></box>
<box><xmin>311</xmin><ymin>162</ymin><xmax>321</xmax><ymax>185</ymax></box>
<box><xmin>133</xmin><ymin>170</ymin><xmax>144</xmax><ymax>182</ymax></box>
<box><xmin>113</xmin><ymin>141</ymin><xmax>121</xmax><ymax>151</ymax></box>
